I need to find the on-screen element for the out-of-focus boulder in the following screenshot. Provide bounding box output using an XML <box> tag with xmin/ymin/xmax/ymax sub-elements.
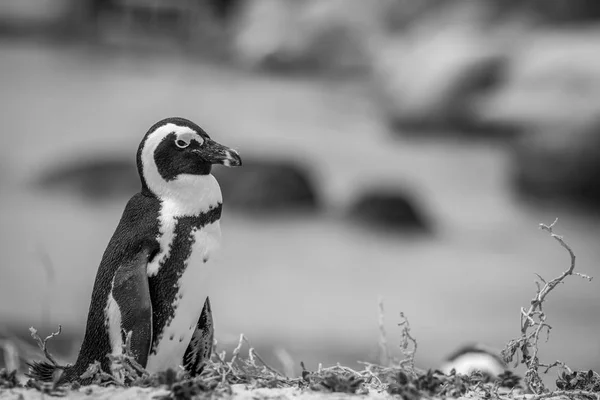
<box><xmin>231</xmin><ymin>0</ymin><xmax>389</xmax><ymax>73</ymax></box>
<box><xmin>512</xmin><ymin>119</ymin><xmax>600</xmax><ymax>206</ymax></box>
<box><xmin>0</xmin><ymin>0</ymin><xmax>78</xmax><ymax>29</ymax></box>
<box><xmin>477</xmin><ymin>30</ymin><xmax>600</xmax><ymax>132</ymax></box>
<box><xmin>477</xmin><ymin>30</ymin><xmax>600</xmax><ymax>206</ymax></box>
<box><xmin>34</xmin><ymin>155</ymin><xmax>321</xmax><ymax>212</ymax></box>
<box><xmin>34</xmin><ymin>156</ymin><xmax>138</xmax><ymax>203</ymax></box>
<box><xmin>371</xmin><ymin>2</ymin><xmax>515</xmax><ymax>134</ymax></box>
<box><xmin>213</xmin><ymin>158</ymin><xmax>320</xmax><ymax>213</ymax></box>
<box><xmin>522</xmin><ymin>0</ymin><xmax>600</xmax><ymax>23</ymax></box>
<box><xmin>346</xmin><ymin>188</ymin><xmax>431</xmax><ymax>233</ymax></box>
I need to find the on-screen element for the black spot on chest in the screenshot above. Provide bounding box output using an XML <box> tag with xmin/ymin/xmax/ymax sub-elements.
<box><xmin>148</xmin><ymin>204</ymin><xmax>222</xmax><ymax>352</ymax></box>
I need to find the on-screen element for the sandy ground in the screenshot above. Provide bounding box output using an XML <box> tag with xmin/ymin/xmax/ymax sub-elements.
<box><xmin>0</xmin><ymin>385</ymin><xmax>575</xmax><ymax>400</ymax></box>
<box><xmin>0</xmin><ymin>39</ymin><xmax>599</xmax><ymax>382</ymax></box>
<box><xmin>0</xmin><ymin>385</ymin><xmax>396</xmax><ymax>400</ymax></box>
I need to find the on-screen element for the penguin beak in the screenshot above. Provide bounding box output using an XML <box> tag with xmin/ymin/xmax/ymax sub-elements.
<box><xmin>196</xmin><ymin>139</ymin><xmax>242</xmax><ymax>167</ymax></box>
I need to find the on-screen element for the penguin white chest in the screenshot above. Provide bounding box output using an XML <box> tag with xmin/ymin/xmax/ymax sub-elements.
<box><xmin>145</xmin><ymin>216</ymin><xmax>221</xmax><ymax>374</ymax></box>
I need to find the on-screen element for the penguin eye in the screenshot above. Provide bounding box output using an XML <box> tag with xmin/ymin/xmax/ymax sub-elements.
<box><xmin>175</xmin><ymin>139</ymin><xmax>189</xmax><ymax>149</ymax></box>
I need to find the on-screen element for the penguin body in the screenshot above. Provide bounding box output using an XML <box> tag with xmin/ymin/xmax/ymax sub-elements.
<box><xmin>28</xmin><ymin>117</ymin><xmax>241</xmax><ymax>383</ymax></box>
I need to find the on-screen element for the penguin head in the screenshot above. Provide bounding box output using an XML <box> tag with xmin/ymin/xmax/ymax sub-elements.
<box><xmin>137</xmin><ymin>117</ymin><xmax>241</xmax><ymax>198</ymax></box>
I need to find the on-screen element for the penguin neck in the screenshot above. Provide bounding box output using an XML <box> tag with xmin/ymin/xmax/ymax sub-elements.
<box><xmin>151</xmin><ymin>174</ymin><xmax>223</xmax><ymax>216</ymax></box>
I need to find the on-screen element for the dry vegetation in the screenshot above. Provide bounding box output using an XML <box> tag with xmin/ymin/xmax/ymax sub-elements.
<box><xmin>1</xmin><ymin>220</ymin><xmax>599</xmax><ymax>399</ymax></box>
<box><xmin>502</xmin><ymin>220</ymin><xmax>594</xmax><ymax>393</ymax></box>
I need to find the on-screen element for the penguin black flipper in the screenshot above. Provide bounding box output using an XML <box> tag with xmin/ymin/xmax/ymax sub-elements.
<box><xmin>182</xmin><ymin>297</ymin><xmax>213</xmax><ymax>376</ymax></box>
<box><xmin>112</xmin><ymin>248</ymin><xmax>153</xmax><ymax>367</ymax></box>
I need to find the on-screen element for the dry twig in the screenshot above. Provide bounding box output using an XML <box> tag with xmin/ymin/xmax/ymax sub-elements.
<box><xmin>502</xmin><ymin>219</ymin><xmax>593</xmax><ymax>394</ymax></box>
<box><xmin>29</xmin><ymin>325</ymin><xmax>62</xmax><ymax>367</ymax></box>
<box><xmin>397</xmin><ymin>312</ymin><xmax>418</xmax><ymax>373</ymax></box>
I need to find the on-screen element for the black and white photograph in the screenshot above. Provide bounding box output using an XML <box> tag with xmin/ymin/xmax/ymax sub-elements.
<box><xmin>1</xmin><ymin>1</ymin><xmax>600</xmax><ymax>399</ymax></box>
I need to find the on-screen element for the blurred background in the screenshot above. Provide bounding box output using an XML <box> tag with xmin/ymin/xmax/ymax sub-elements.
<box><xmin>1</xmin><ymin>0</ymin><xmax>600</xmax><ymax>386</ymax></box>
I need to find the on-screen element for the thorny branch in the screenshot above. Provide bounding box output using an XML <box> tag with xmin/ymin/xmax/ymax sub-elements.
<box><xmin>502</xmin><ymin>219</ymin><xmax>593</xmax><ymax>394</ymax></box>
<box><xmin>397</xmin><ymin>312</ymin><xmax>418</xmax><ymax>373</ymax></box>
<box><xmin>29</xmin><ymin>325</ymin><xmax>62</xmax><ymax>367</ymax></box>
<box><xmin>375</xmin><ymin>297</ymin><xmax>420</xmax><ymax>378</ymax></box>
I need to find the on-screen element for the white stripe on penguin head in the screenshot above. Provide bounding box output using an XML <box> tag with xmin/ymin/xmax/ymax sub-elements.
<box><xmin>140</xmin><ymin>123</ymin><xmax>223</xmax><ymax>215</ymax></box>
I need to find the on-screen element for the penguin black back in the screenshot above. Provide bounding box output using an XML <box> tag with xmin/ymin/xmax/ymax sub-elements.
<box><xmin>29</xmin><ymin>193</ymin><xmax>161</xmax><ymax>383</ymax></box>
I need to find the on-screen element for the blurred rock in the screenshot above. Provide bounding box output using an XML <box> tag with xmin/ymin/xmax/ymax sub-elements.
<box><xmin>213</xmin><ymin>158</ymin><xmax>320</xmax><ymax>213</ymax></box>
<box><xmin>232</xmin><ymin>0</ymin><xmax>389</xmax><ymax>74</ymax></box>
<box><xmin>477</xmin><ymin>30</ymin><xmax>600</xmax><ymax>206</ymax></box>
<box><xmin>384</xmin><ymin>0</ymin><xmax>600</xmax><ymax>32</ymax></box>
<box><xmin>371</xmin><ymin>3</ymin><xmax>515</xmax><ymax>135</ymax></box>
<box><xmin>0</xmin><ymin>0</ymin><xmax>78</xmax><ymax>30</ymax></box>
<box><xmin>347</xmin><ymin>189</ymin><xmax>431</xmax><ymax>233</ymax></box>
<box><xmin>35</xmin><ymin>156</ymin><xmax>138</xmax><ymax>203</ymax></box>
<box><xmin>512</xmin><ymin>120</ymin><xmax>600</xmax><ymax>207</ymax></box>
<box><xmin>79</xmin><ymin>0</ymin><xmax>241</xmax><ymax>58</ymax></box>
<box><xmin>522</xmin><ymin>0</ymin><xmax>600</xmax><ymax>23</ymax></box>
<box><xmin>35</xmin><ymin>155</ymin><xmax>320</xmax><ymax>212</ymax></box>
<box><xmin>477</xmin><ymin>29</ymin><xmax>600</xmax><ymax>132</ymax></box>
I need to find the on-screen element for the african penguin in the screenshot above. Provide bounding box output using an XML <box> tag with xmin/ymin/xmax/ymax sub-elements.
<box><xmin>441</xmin><ymin>343</ymin><xmax>507</xmax><ymax>378</ymax></box>
<box><xmin>28</xmin><ymin>117</ymin><xmax>241</xmax><ymax>383</ymax></box>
